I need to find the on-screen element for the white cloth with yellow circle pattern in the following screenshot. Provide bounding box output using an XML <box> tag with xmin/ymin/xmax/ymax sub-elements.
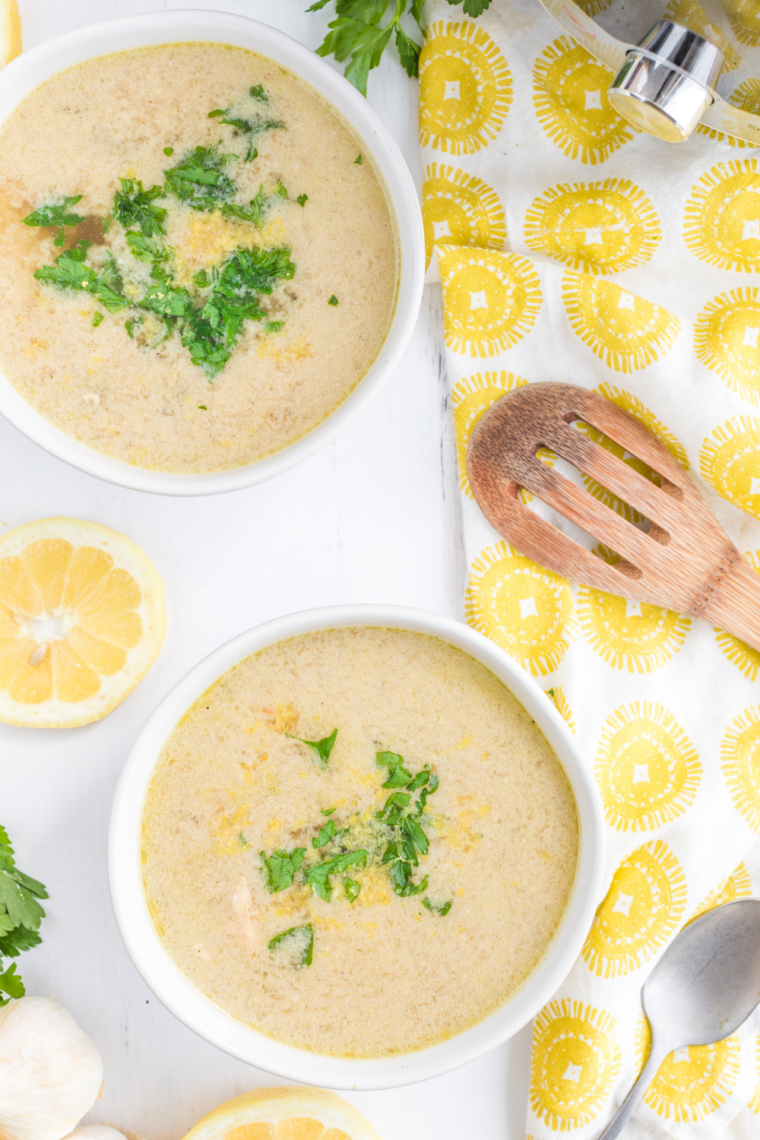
<box><xmin>419</xmin><ymin>0</ymin><xmax>760</xmax><ymax>1136</ymax></box>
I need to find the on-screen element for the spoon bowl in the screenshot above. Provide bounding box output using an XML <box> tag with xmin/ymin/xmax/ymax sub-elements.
<box><xmin>600</xmin><ymin>898</ymin><xmax>760</xmax><ymax>1137</ymax></box>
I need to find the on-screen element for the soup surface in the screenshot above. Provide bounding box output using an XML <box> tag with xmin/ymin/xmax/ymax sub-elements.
<box><xmin>142</xmin><ymin>628</ymin><xmax>579</xmax><ymax>1057</ymax></box>
<box><xmin>0</xmin><ymin>45</ymin><xmax>397</xmax><ymax>472</ymax></box>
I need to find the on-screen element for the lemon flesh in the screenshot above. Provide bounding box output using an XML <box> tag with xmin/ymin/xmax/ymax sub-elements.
<box><xmin>0</xmin><ymin>518</ymin><xmax>165</xmax><ymax>727</ymax></box>
<box><xmin>183</xmin><ymin>1089</ymin><xmax>380</xmax><ymax>1140</ymax></box>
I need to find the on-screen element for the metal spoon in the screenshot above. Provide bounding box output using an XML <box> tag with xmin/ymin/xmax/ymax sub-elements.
<box><xmin>600</xmin><ymin>898</ymin><xmax>760</xmax><ymax>1138</ymax></box>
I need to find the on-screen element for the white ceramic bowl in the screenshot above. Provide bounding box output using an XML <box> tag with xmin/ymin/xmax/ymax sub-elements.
<box><xmin>0</xmin><ymin>11</ymin><xmax>424</xmax><ymax>495</ymax></box>
<box><xmin>109</xmin><ymin>605</ymin><xmax>605</xmax><ymax>1089</ymax></box>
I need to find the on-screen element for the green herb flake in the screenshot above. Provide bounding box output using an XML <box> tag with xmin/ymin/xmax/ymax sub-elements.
<box><xmin>275</xmin><ymin>181</ymin><xmax>288</xmax><ymax>200</ymax></box>
<box><xmin>296</xmin><ymin>193</ymin><xmax>308</xmax><ymax>207</ymax></box>
<box><xmin>306</xmin><ymin>849</ymin><xmax>367</xmax><ymax>901</ymax></box>
<box><xmin>198</xmin><ymin>404</ymin><xmax>208</xmax><ymax>410</ymax></box>
<box><xmin>354</xmin><ymin>154</ymin><xmax>363</xmax><ymax>164</ymax></box>
<box><xmin>287</xmin><ymin>726</ymin><xmax>338</xmax><ymax>769</ymax></box>
<box><xmin>328</xmin><ymin>294</ymin><xmax>339</xmax><ymax>306</ymax></box>
<box><xmin>34</xmin><ymin>240</ymin><xmax>127</xmax><ymax>314</ymax></box>
<box><xmin>422</xmin><ymin>897</ymin><xmax>452</xmax><ymax>916</ymax></box>
<box><xmin>261</xmin><ymin>847</ymin><xmax>306</xmax><ymax>893</ymax></box>
<box><xmin>91</xmin><ymin>311</ymin><xmax>104</xmax><ymax>328</ymax></box>
<box><xmin>264</xmin><ymin>320</ymin><xmax>284</xmax><ymax>334</ymax></box>
<box><xmin>250</xmin><ymin>85</ymin><xmax>269</xmax><ymax>101</ymax></box>
<box><xmin>343</xmin><ymin>876</ymin><xmax>361</xmax><ymax>903</ymax></box>
<box><xmin>163</xmin><ymin>145</ymin><xmax>237</xmax><ymax>212</ymax></box>
<box><xmin>163</xmin><ymin>146</ymin><xmax>174</xmax><ymax>156</ymax></box>
<box><xmin>376</xmin><ymin>750</ymin><xmax>413</xmax><ymax>788</ymax></box>
<box><xmin>22</xmin><ymin>195</ymin><xmax>85</xmax><ymax>247</ymax></box>
<box><xmin>113</xmin><ymin>178</ymin><xmax>167</xmax><ymax>238</ymax></box>
<box><xmin>268</xmin><ymin>923</ymin><xmax>313</xmax><ymax>967</ymax></box>
<box><xmin>312</xmin><ymin>819</ymin><xmax>337</xmax><ymax>849</ymax></box>
<box><xmin>238</xmin><ymin>832</ymin><xmax>248</xmax><ymax>847</ymax></box>
<box><xmin>245</xmin><ymin>144</ymin><xmax>259</xmax><ymax>163</ymax></box>
<box><xmin>321</xmin><ymin>807</ymin><xmax>336</xmax><ymax>816</ymax></box>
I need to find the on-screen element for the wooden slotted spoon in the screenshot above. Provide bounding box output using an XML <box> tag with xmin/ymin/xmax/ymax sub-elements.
<box><xmin>466</xmin><ymin>382</ymin><xmax>760</xmax><ymax>652</ymax></box>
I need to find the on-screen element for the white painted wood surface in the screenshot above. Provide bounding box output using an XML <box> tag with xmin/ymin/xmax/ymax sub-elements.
<box><xmin>1</xmin><ymin>2</ymin><xmax>532</xmax><ymax>1135</ymax></box>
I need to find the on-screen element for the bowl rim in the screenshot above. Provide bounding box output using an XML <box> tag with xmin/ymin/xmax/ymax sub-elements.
<box><xmin>0</xmin><ymin>10</ymin><xmax>424</xmax><ymax>496</ymax></box>
<box><xmin>108</xmin><ymin>604</ymin><xmax>606</xmax><ymax>1089</ymax></box>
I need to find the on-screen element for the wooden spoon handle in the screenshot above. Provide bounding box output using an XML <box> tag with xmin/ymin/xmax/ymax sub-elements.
<box><xmin>699</xmin><ymin>551</ymin><xmax>760</xmax><ymax>654</ymax></box>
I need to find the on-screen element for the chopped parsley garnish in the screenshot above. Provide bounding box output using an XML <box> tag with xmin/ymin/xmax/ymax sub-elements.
<box><xmin>287</xmin><ymin>727</ymin><xmax>338</xmax><ymax>769</ymax></box>
<box><xmin>423</xmin><ymin>897</ymin><xmax>452</xmax><ymax>916</ymax></box>
<box><xmin>328</xmin><ymin>294</ymin><xmax>339</xmax><ymax>306</ymax></box>
<box><xmin>27</xmin><ymin>86</ymin><xmax>304</xmax><ymax>379</ymax></box>
<box><xmin>313</xmin><ymin>819</ymin><xmax>337</xmax><ymax>848</ymax></box>
<box><xmin>113</xmin><ymin>178</ymin><xmax>167</xmax><ymax>238</ymax></box>
<box><xmin>305</xmin><ymin>849</ymin><xmax>367</xmax><ymax>900</ymax></box>
<box><xmin>354</xmin><ymin>154</ymin><xmax>363</xmax><ymax>164</ymax></box>
<box><xmin>238</xmin><ymin>832</ymin><xmax>248</xmax><ymax>847</ymax></box>
<box><xmin>261</xmin><ymin>847</ymin><xmax>306</xmax><ymax>893</ymax></box>
<box><xmin>296</xmin><ymin>194</ymin><xmax>308</xmax><ymax>207</ymax></box>
<box><xmin>268</xmin><ymin>923</ymin><xmax>313</xmax><ymax>967</ymax></box>
<box><xmin>321</xmin><ymin>807</ymin><xmax>336</xmax><ymax>816</ymax></box>
<box><xmin>163</xmin><ymin>145</ymin><xmax>237</xmax><ymax>211</ymax></box>
<box><xmin>22</xmin><ymin>194</ymin><xmax>85</xmax><ymax>247</ymax></box>
<box><xmin>34</xmin><ymin>241</ymin><xmax>127</xmax><ymax>314</ymax></box>
<box><xmin>0</xmin><ymin>825</ymin><xmax>48</xmax><ymax>1005</ymax></box>
<box><xmin>198</xmin><ymin>404</ymin><xmax>207</xmax><ymax>410</ymax></box>
<box><xmin>343</xmin><ymin>876</ymin><xmax>361</xmax><ymax>903</ymax></box>
<box><xmin>92</xmin><ymin>311</ymin><xmax>104</xmax><ymax>327</ymax></box>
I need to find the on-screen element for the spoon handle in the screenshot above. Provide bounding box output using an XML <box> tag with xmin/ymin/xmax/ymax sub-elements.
<box><xmin>597</xmin><ymin>1050</ymin><xmax>664</xmax><ymax>1139</ymax></box>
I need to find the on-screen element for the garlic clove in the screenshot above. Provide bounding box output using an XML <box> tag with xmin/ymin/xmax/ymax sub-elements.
<box><xmin>0</xmin><ymin>996</ymin><xmax>103</xmax><ymax>1140</ymax></box>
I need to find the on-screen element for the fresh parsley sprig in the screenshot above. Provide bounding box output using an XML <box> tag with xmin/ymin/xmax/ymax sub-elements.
<box><xmin>34</xmin><ymin>241</ymin><xmax>128</xmax><ymax>314</ymax></box>
<box><xmin>269</xmin><ymin>922</ymin><xmax>314</xmax><ymax>966</ymax></box>
<box><xmin>307</xmin><ymin>0</ymin><xmax>492</xmax><ymax>95</ymax></box>
<box><xmin>0</xmin><ymin>826</ymin><xmax>48</xmax><ymax>1006</ymax></box>
<box><xmin>287</xmin><ymin>727</ymin><xmax>338</xmax><ymax>769</ymax></box>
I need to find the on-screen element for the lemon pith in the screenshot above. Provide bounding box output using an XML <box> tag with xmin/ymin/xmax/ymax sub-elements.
<box><xmin>182</xmin><ymin>1088</ymin><xmax>381</xmax><ymax>1140</ymax></box>
<box><xmin>0</xmin><ymin>518</ymin><xmax>165</xmax><ymax>727</ymax></box>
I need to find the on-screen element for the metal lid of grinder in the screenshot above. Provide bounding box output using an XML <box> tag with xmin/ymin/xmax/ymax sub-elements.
<box><xmin>608</xmin><ymin>20</ymin><xmax>724</xmax><ymax>143</ymax></box>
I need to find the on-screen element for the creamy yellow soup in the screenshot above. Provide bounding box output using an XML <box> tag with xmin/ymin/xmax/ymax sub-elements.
<box><xmin>0</xmin><ymin>45</ymin><xmax>398</xmax><ymax>472</ymax></box>
<box><xmin>142</xmin><ymin>628</ymin><xmax>578</xmax><ymax>1057</ymax></box>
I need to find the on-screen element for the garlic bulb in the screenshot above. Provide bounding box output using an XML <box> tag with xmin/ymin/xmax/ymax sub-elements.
<box><xmin>0</xmin><ymin>996</ymin><xmax>103</xmax><ymax>1140</ymax></box>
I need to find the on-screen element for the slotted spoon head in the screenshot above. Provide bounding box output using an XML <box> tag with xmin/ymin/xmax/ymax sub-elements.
<box><xmin>466</xmin><ymin>382</ymin><xmax>747</xmax><ymax>623</ymax></box>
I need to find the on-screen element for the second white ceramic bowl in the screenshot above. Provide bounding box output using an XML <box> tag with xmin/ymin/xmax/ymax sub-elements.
<box><xmin>0</xmin><ymin>11</ymin><xmax>424</xmax><ymax>495</ymax></box>
<box><xmin>109</xmin><ymin>605</ymin><xmax>605</xmax><ymax>1089</ymax></box>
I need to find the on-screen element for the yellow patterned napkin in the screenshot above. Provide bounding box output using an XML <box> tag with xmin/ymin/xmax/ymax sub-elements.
<box><xmin>418</xmin><ymin>1</ymin><xmax>760</xmax><ymax>1136</ymax></box>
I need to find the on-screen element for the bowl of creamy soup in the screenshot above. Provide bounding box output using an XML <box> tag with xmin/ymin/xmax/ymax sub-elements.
<box><xmin>109</xmin><ymin>605</ymin><xmax>605</xmax><ymax>1088</ymax></box>
<box><xmin>0</xmin><ymin>12</ymin><xmax>423</xmax><ymax>494</ymax></box>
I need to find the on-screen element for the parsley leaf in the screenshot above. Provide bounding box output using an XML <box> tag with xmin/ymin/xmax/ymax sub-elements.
<box><xmin>35</xmin><ymin>241</ymin><xmax>128</xmax><ymax>314</ymax></box>
<box><xmin>250</xmin><ymin>85</ymin><xmax>269</xmax><ymax>101</ymax></box>
<box><xmin>164</xmin><ymin>145</ymin><xmax>237</xmax><ymax>211</ymax></box>
<box><xmin>343</xmin><ymin>876</ymin><xmax>361</xmax><ymax>902</ymax></box>
<box><xmin>287</xmin><ymin>727</ymin><xmax>338</xmax><ymax>769</ymax></box>
<box><xmin>296</xmin><ymin>193</ymin><xmax>308</xmax><ymax>207</ymax></box>
<box><xmin>23</xmin><ymin>195</ymin><xmax>85</xmax><ymax>246</ymax></box>
<box><xmin>423</xmin><ymin>897</ymin><xmax>452</xmax><ymax>916</ymax></box>
<box><xmin>261</xmin><ymin>847</ymin><xmax>306</xmax><ymax>892</ymax></box>
<box><xmin>313</xmin><ymin>818</ymin><xmax>337</xmax><ymax>848</ymax></box>
<box><xmin>0</xmin><ymin>963</ymin><xmax>24</xmax><ymax>1006</ymax></box>
<box><xmin>376</xmin><ymin>750</ymin><xmax>412</xmax><ymax>787</ymax></box>
<box><xmin>268</xmin><ymin>923</ymin><xmax>314</xmax><ymax>967</ymax></box>
<box><xmin>113</xmin><ymin>179</ymin><xmax>167</xmax><ymax>238</ymax></box>
<box><xmin>264</xmin><ymin>320</ymin><xmax>284</xmax><ymax>334</ymax></box>
<box><xmin>0</xmin><ymin>828</ymin><xmax>47</xmax><ymax>1006</ymax></box>
<box><xmin>447</xmin><ymin>0</ymin><xmax>493</xmax><ymax>14</ymax></box>
<box><xmin>306</xmin><ymin>849</ymin><xmax>367</xmax><ymax>900</ymax></box>
<box><xmin>92</xmin><ymin>311</ymin><xmax>104</xmax><ymax>327</ymax></box>
<box><xmin>328</xmin><ymin>294</ymin><xmax>339</xmax><ymax>306</ymax></box>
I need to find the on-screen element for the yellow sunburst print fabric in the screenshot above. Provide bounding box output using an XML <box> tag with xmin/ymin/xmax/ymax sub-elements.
<box><xmin>420</xmin><ymin>1</ymin><xmax>760</xmax><ymax>1137</ymax></box>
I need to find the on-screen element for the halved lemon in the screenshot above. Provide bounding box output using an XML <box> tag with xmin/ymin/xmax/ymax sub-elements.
<box><xmin>0</xmin><ymin>518</ymin><xmax>165</xmax><ymax>727</ymax></box>
<box><xmin>0</xmin><ymin>0</ymin><xmax>21</xmax><ymax>69</ymax></box>
<box><xmin>182</xmin><ymin>1088</ymin><xmax>382</xmax><ymax>1140</ymax></box>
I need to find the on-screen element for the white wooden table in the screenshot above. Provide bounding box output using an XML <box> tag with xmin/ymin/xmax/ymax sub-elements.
<box><xmin>2</xmin><ymin>2</ymin><xmax>531</xmax><ymax>1135</ymax></box>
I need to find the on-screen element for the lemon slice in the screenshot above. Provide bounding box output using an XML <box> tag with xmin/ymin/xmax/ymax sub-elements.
<box><xmin>0</xmin><ymin>0</ymin><xmax>21</xmax><ymax>68</ymax></box>
<box><xmin>0</xmin><ymin>518</ymin><xmax>165</xmax><ymax>727</ymax></box>
<box><xmin>182</xmin><ymin>1088</ymin><xmax>382</xmax><ymax>1140</ymax></box>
